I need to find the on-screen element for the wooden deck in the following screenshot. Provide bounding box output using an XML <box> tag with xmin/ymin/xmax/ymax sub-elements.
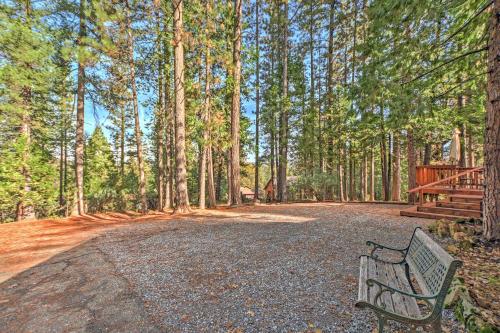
<box><xmin>401</xmin><ymin>165</ymin><xmax>484</xmax><ymax>220</ymax></box>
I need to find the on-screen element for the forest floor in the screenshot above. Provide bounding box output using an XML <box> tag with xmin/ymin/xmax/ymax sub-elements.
<box><xmin>0</xmin><ymin>203</ymin><xmax>465</xmax><ymax>332</ymax></box>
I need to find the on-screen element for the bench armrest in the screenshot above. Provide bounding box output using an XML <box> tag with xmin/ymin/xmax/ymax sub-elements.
<box><xmin>366</xmin><ymin>241</ymin><xmax>407</xmax><ymax>262</ymax></box>
<box><xmin>366</xmin><ymin>278</ymin><xmax>437</xmax><ymax>304</ymax></box>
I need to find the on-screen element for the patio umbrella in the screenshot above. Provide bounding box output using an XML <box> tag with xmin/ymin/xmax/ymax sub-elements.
<box><xmin>449</xmin><ymin>128</ymin><xmax>461</xmax><ymax>164</ymax></box>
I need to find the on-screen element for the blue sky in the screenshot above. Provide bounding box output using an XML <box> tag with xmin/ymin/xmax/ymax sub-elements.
<box><xmin>83</xmin><ymin>89</ymin><xmax>258</xmax><ymax>162</ymax></box>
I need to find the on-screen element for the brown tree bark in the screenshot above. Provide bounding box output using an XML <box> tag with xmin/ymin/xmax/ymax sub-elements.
<box><xmin>163</xmin><ymin>36</ymin><xmax>173</xmax><ymax>209</ymax></box>
<box><xmin>278</xmin><ymin>0</ymin><xmax>289</xmax><ymax>203</ymax></box>
<box><xmin>326</xmin><ymin>0</ymin><xmax>336</xmax><ymax>200</ymax></box>
<box><xmin>370</xmin><ymin>147</ymin><xmax>375</xmax><ymax>201</ymax></box>
<box><xmin>229</xmin><ymin>0</ymin><xmax>242</xmax><ymax>206</ymax></box>
<box><xmin>423</xmin><ymin>143</ymin><xmax>431</xmax><ymax>165</ymax></box>
<box><xmin>17</xmin><ymin>1</ymin><xmax>36</xmax><ymax>221</ymax></box>
<box><xmin>206</xmin><ymin>144</ymin><xmax>216</xmax><ymax>208</ymax></box>
<box><xmin>378</xmin><ymin>105</ymin><xmax>390</xmax><ymax>202</ymax></box>
<box><xmin>349</xmin><ymin>147</ymin><xmax>354</xmax><ymax>201</ymax></box>
<box><xmin>199</xmin><ymin>1</ymin><xmax>214</xmax><ymax>209</ymax></box>
<box><xmin>75</xmin><ymin>0</ymin><xmax>86</xmax><ymax>215</ymax></box>
<box><xmin>199</xmin><ymin>142</ymin><xmax>207</xmax><ymax>209</ymax></box>
<box><xmin>483</xmin><ymin>0</ymin><xmax>500</xmax><ymax>240</ymax></box>
<box><xmin>215</xmin><ymin>152</ymin><xmax>222</xmax><ymax>202</ymax></box>
<box><xmin>59</xmin><ymin>101</ymin><xmax>67</xmax><ymax>210</ymax></box>
<box><xmin>338</xmin><ymin>150</ymin><xmax>345</xmax><ymax>202</ymax></box>
<box><xmin>458</xmin><ymin>95</ymin><xmax>467</xmax><ymax>167</ymax></box>
<box><xmin>254</xmin><ymin>0</ymin><xmax>261</xmax><ymax>202</ymax></box>
<box><xmin>172</xmin><ymin>0</ymin><xmax>191</xmax><ymax>213</ymax></box>
<box><xmin>125</xmin><ymin>0</ymin><xmax>147</xmax><ymax>213</ymax></box>
<box><xmin>17</xmin><ymin>100</ymin><xmax>36</xmax><ymax>221</ymax></box>
<box><xmin>407</xmin><ymin>128</ymin><xmax>417</xmax><ymax>204</ymax></box>
<box><xmin>467</xmin><ymin>130</ymin><xmax>475</xmax><ymax>167</ymax></box>
<box><xmin>362</xmin><ymin>155</ymin><xmax>367</xmax><ymax>201</ymax></box>
<box><xmin>156</xmin><ymin>16</ymin><xmax>165</xmax><ymax>211</ymax></box>
<box><xmin>391</xmin><ymin>132</ymin><xmax>401</xmax><ymax>201</ymax></box>
<box><xmin>227</xmin><ymin>152</ymin><xmax>232</xmax><ymax>205</ymax></box>
<box><xmin>380</xmin><ymin>134</ymin><xmax>389</xmax><ymax>201</ymax></box>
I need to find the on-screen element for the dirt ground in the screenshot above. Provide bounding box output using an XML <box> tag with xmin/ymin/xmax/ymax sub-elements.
<box><xmin>0</xmin><ymin>203</ymin><xmax>463</xmax><ymax>332</ymax></box>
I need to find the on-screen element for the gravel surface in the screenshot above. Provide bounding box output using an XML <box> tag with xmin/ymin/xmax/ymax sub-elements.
<box><xmin>0</xmin><ymin>203</ymin><xmax>465</xmax><ymax>332</ymax></box>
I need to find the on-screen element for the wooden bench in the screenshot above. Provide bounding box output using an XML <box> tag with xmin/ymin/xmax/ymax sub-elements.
<box><xmin>355</xmin><ymin>227</ymin><xmax>462</xmax><ymax>332</ymax></box>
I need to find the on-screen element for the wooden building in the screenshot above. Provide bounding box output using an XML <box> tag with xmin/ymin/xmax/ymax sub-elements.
<box><xmin>400</xmin><ymin>165</ymin><xmax>484</xmax><ymax>220</ymax></box>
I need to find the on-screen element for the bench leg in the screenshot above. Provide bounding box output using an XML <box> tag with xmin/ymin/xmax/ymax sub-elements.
<box><xmin>376</xmin><ymin>315</ymin><xmax>386</xmax><ymax>333</ymax></box>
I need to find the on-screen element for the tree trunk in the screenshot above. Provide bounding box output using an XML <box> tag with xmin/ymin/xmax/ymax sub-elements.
<box><xmin>163</xmin><ymin>36</ymin><xmax>172</xmax><ymax>210</ymax></box>
<box><xmin>199</xmin><ymin>144</ymin><xmax>207</xmax><ymax>209</ymax></box>
<box><xmin>458</xmin><ymin>94</ymin><xmax>467</xmax><ymax>167</ymax></box>
<box><xmin>216</xmin><ymin>153</ymin><xmax>222</xmax><ymax>202</ymax></box>
<box><xmin>467</xmin><ymin>130</ymin><xmax>474</xmax><ymax>167</ymax></box>
<box><xmin>391</xmin><ymin>132</ymin><xmax>401</xmax><ymax>201</ymax></box>
<box><xmin>199</xmin><ymin>3</ymin><xmax>213</xmax><ymax>210</ymax></box>
<box><xmin>370</xmin><ymin>147</ymin><xmax>375</xmax><ymax>201</ymax></box>
<box><xmin>253</xmin><ymin>0</ymin><xmax>260</xmax><ymax>202</ymax></box>
<box><xmin>460</xmin><ymin>124</ymin><xmax>467</xmax><ymax>167</ymax></box>
<box><xmin>362</xmin><ymin>154</ymin><xmax>367</xmax><ymax>201</ymax></box>
<box><xmin>125</xmin><ymin>0</ymin><xmax>147</xmax><ymax>213</ymax></box>
<box><xmin>326</xmin><ymin>0</ymin><xmax>336</xmax><ymax>200</ymax></box>
<box><xmin>64</xmin><ymin>104</ymin><xmax>69</xmax><ymax>216</ymax></box>
<box><xmin>227</xmin><ymin>151</ymin><xmax>232</xmax><ymax>205</ymax></box>
<box><xmin>423</xmin><ymin>143</ymin><xmax>431</xmax><ymax>165</ymax></box>
<box><xmin>156</xmin><ymin>17</ymin><xmax>165</xmax><ymax>211</ymax></box>
<box><xmin>17</xmin><ymin>100</ymin><xmax>35</xmax><ymax>220</ymax></box>
<box><xmin>59</xmin><ymin>111</ymin><xmax>65</xmax><ymax>210</ymax></box>
<box><xmin>309</xmin><ymin>0</ymin><xmax>316</xmax><ymax>172</ymax></box>
<box><xmin>318</xmin><ymin>74</ymin><xmax>323</xmax><ymax>173</ymax></box>
<box><xmin>343</xmin><ymin>150</ymin><xmax>349</xmax><ymax>201</ymax></box>
<box><xmin>407</xmin><ymin>128</ymin><xmax>417</xmax><ymax>204</ymax></box>
<box><xmin>270</xmin><ymin>126</ymin><xmax>276</xmax><ymax>202</ymax></box>
<box><xmin>172</xmin><ymin>0</ymin><xmax>191</xmax><ymax>213</ymax></box>
<box><xmin>75</xmin><ymin>0</ymin><xmax>86</xmax><ymax>215</ymax></box>
<box><xmin>229</xmin><ymin>0</ymin><xmax>242</xmax><ymax>206</ymax></box>
<box><xmin>379</xmin><ymin>106</ymin><xmax>389</xmax><ymax>201</ymax></box>
<box><xmin>483</xmin><ymin>0</ymin><xmax>500</xmax><ymax>240</ymax></box>
<box><xmin>207</xmin><ymin>144</ymin><xmax>216</xmax><ymax>208</ymax></box>
<box><xmin>17</xmin><ymin>0</ymin><xmax>36</xmax><ymax>222</ymax></box>
<box><xmin>349</xmin><ymin>147</ymin><xmax>354</xmax><ymax>201</ymax></box>
<box><xmin>387</xmin><ymin>133</ymin><xmax>392</xmax><ymax>197</ymax></box>
<box><xmin>278</xmin><ymin>0</ymin><xmax>288</xmax><ymax>203</ymax></box>
<box><xmin>338</xmin><ymin>150</ymin><xmax>345</xmax><ymax>202</ymax></box>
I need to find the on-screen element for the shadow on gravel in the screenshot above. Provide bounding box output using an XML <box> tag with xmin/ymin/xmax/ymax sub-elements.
<box><xmin>0</xmin><ymin>237</ymin><xmax>160</xmax><ymax>333</ymax></box>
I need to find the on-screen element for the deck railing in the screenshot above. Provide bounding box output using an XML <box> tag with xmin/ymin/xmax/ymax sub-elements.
<box><xmin>411</xmin><ymin>165</ymin><xmax>484</xmax><ymax>205</ymax></box>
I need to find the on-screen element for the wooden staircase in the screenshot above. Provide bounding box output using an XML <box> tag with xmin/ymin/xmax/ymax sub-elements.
<box><xmin>400</xmin><ymin>165</ymin><xmax>484</xmax><ymax>221</ymax></box>
<box><xmin>401</xmin><ymin>194</ymin><xmax>482</xmax><ymax>220</ymax></box>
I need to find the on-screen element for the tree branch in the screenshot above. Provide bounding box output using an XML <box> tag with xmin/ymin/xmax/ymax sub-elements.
<box><xmin>403</xmin><ymin>46</ymin><xmax>488</xmax><ymax>85</ymax></box>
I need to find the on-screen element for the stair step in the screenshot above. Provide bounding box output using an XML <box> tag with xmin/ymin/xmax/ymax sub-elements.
<box><xmin>417</xmin><ymin>205</ymin><xmax>482</xmax><ymax>218</ymax></box>
<box><xmin>449</xmin><ymin>194</ymin><xmax>483</xmax><ymax>203</ymax></box>
<box><xmin>400</xmin><ymin>209</ymin><xmax>468</xmax><ymax>221</ymax></box>
<box><xmin>437</xmin><ymin>201</ymin><xmax>481</xmax><ymax>210</ymax></box>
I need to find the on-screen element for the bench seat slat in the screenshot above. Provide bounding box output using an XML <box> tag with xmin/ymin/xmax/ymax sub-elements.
<box><xmin>357</xmin><ymin>257</ymin><xmax>421</xmax><ymax>318</ymax></box>
<box><xmin>358</xmin><ymin>256</ymin><xmax>368</xmax><ymax>303</ymax></box>
<box><xmin>374</xmin><ymin>259</ymin><xmax>395</xmax><ymax>313</ymax></box>
<box><xmin>392</xmin><ymin>264</ymin><xmax>422</xmax><ymax>317</ymax></box>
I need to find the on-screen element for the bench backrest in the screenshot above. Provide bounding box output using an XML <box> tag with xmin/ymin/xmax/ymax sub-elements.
<box><xmin>405</xmin><ymin>228</ymin><xmax>462</xmax><ymax>298</ymax></box>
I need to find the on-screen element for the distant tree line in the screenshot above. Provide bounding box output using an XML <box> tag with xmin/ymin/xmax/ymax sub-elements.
<box><xmin>0</xmin><ymin>0</ymin><xmax>497</xmax><ymax>239</ymax></box>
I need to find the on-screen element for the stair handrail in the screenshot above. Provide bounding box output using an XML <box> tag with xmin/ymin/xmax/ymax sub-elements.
<box><xmin>408</xmin><ymin>166</ymin><xmax>484</xmax><ymax>193</ymax></box>
<box><xmin>409</xmin><ymin>166</ymin><xmax>484</xmax><ymax>206</ymax></box>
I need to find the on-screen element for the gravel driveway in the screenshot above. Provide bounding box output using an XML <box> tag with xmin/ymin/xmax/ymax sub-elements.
<box><xmin>0</xmin><ymin>203</ymin><xmax>463</xmax><ymax>332</ymax></box>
